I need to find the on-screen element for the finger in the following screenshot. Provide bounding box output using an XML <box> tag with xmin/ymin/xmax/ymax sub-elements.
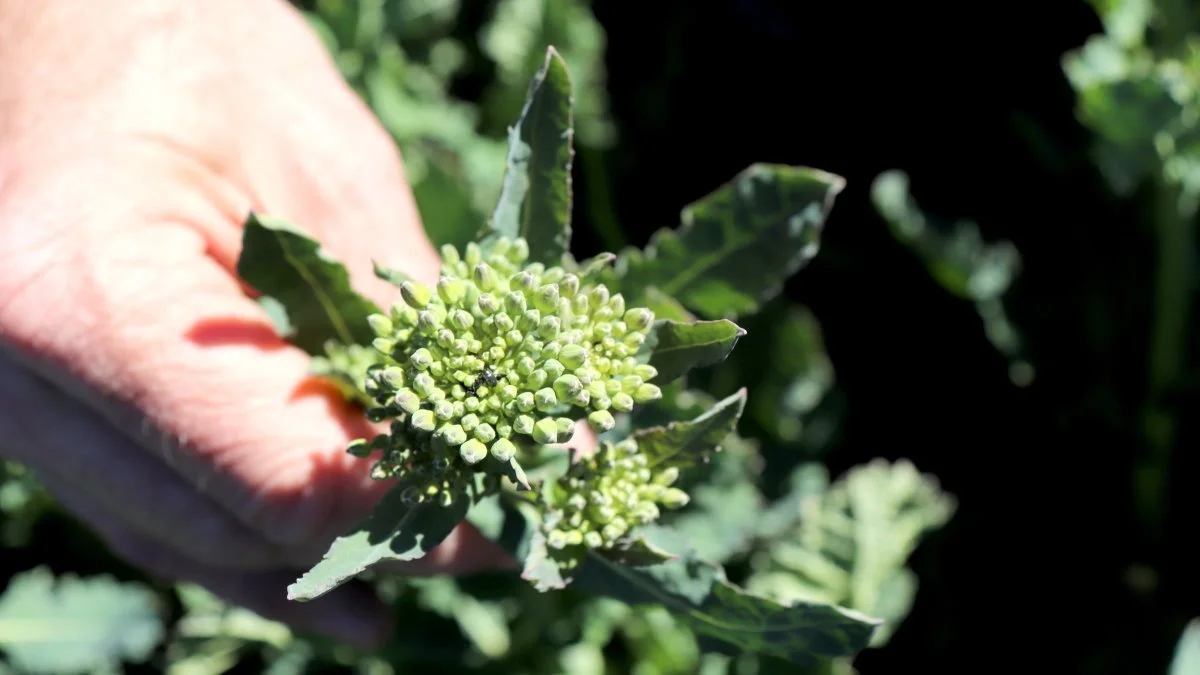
<box><xmin>0</xmin><ymin>348</ymin><xmax>286</xmax><ymax>569</ymax></box>
<box><xmin>0</xmin><ymin>162</ymin><xmax>395</xmax><ymax>552</ymax></box>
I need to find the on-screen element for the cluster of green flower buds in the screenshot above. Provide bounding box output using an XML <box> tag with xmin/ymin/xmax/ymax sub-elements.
<box><xmin>354</xmin><ymin>236</ymin><xmax>663</xmax><ymax>505</ymax></box>
<box><xmin>542</xmin><ymin>437</ymin><xmax>689</xmax><ymax>557</ymax></box>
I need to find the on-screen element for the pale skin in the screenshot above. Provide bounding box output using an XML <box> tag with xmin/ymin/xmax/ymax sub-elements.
<box><xmin>0</xmin><ymin>0</ymin><xmax>594</xmax><ymax>647</ymax></box>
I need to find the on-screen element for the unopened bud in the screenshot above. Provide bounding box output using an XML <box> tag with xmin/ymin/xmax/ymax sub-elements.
<box><xmin>367</xmin><ymin>313</ymin><xmax>393</xmax><ymax>336</ymax></box>
<box><xmin>401</xmin><ymin>280</ymin><xmax>432</xmax><ymax>309</ymax></box>
<box><xmin>588</xmin><ymin>409</ymin><xmax>616</xmax><ymax>432</ymax></box>
<box><xmin>460</xmin><ymin>438</ymin><xmax>488</xmax><ymax>464</ymax></box>
<box><xmin>624</xmin><ymin>308</ymin><xmax>654</xmax><ymax>330</ymax></box>
<box><xmin>532</xmin><ymin>418</ymin><xmax>558</xmax><ymax>444</ymax></box>
<box><xmin>559</xmin><ymin>343</ymin><xmax>588</xmax><ymax>370</ymax></box>
<box><xmin>410</xmin><ymin>409</ymin><xmax>436</xmax><ymax>432</ymax></box>
<box><xmin>490</xmin><ymin>437</ymin><xmax>517</xmax><ymax>462</ymax></box>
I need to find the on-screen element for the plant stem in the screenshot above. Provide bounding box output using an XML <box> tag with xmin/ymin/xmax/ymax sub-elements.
<box><xmin>1140</xmin><ymin>178</ymin><xmax>1190</xmax><ymax>535</ymax></box>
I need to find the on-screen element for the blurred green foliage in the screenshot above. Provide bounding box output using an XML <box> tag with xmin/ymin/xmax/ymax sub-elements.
<box><xmin>9</xmin><ymin>0</ymin><xmax>1200</xmax><ymax>672</ymax></box>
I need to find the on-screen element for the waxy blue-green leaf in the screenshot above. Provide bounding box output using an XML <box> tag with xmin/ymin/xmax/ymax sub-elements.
<box><xmin>481</xmin><ymin>47</ymin><xmax>574</xmax><ymax>265</ymax></box>
<box><xmin>0</xmin><ymin>568</ymin><xmax>164</xmax><ymax>674</ymax></box>
<box><xmin>572</xmin><ymin>538</ymin><xmax>880</xmax><ymax>664</ymax></box>
<box><xmin>593</xmin><ymin>535</ymin><xmax>677</xmax><ymax>567</ymax></box>
<box><xmin>237</xmin><ymin>213</ymin><xmax>381</xmax><ymax>355</ymax></box>
<box><xmin>641</xmin><ymin>319</ymin><xmax>746</xmax><ymax>385</ymax></box>
<box><xmin>615</xmin><ymin>164</ymin><xmax>844</xmax><ymax>320</ymax></box>
<box><xmin>633</xmin><ymin>389</ymin><xmax>746</xmax><ymax>470</ymax></box>
<box><xmin>289</xmin><ymin>486</ymin><xmax>468</xmax><ymax>601</ymax></box>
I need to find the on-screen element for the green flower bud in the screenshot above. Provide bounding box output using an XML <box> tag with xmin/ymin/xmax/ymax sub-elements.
<box><xmin>372</xmin><ymin>337</ymin><xmax>395</xmax><ymax>355</ymax></box>
<box><xmin>460</xmin><ymin>438</ymin><xmax>488</xmax><ymax>464</ymax></box>
<box><xmin>535</xmin><ymin>284</ymin><xmax>560</xmax><ymax>312</ymax></box>
<box><xmin>518</xmin><ymin>309</ymin><xmax>541</xmax><ymax>332</ymax></box>
<box><xmin>494</xmin><ymin>313</ymin><xmax>515</xmax><ymax>333</ymax></box>
<box><xmin>584</xmin><ymin>531</ymin><xmax>604</xmax><ymax>548</ymax></box>
<box><xmin>465</xmin><ymin>241</ymin><xmax>483</xmax><ymax>266</ymax></box>
<box><xmin>560</xmin><ymin>273</ymin><xmax>580</xmax><ymax>297</ymax></box>
<box><xmin>478</xmin><ymin>293</ymin><xmax>499</xmax><ymax>315</ymax></box>
<box><xmin>490</xmin><ymin>437</ymin><xmax>517</xmax><ymax>462</ymax></box>
<box><xmin>588</xmin><ymin>285</ymin><xmax>610</xmax><ymax>310</ymax></box>
<box><xmin>410</xmin><ymin>348</ymin><xmax>433</xmax><ymax>370</ymax></box>
<box><xmin>555</xmin><ymin>418</ymin><xmax>576</xmax><ymax>441</ymax></box>
<box><xmin>474</xmin><ymin>263</ymin><xmax>501</xmax><ymax>292</ymax></box>
<box><xmin>394</xmin><ymin>389</ymin><xmax>421</xmax><ymax>414</ymax></box>
<box><xmin>588</xmin><ymin>409</ymin><xmax>616</xmax><ymax>432</ymax></box>
<box><xmin>559</xmin><ymin>343</ymin><xmax>588</xmax><ymax>370</ymax></box>
<box><xmin>624</xmin><ymin>308</ymin><xmax>654</xmax><ymax>330</ymax></box>
<box><xmin>347</xmin><ymin>438</ymin><xmax>371</xmax><ymax>458</ymax></box>
<box><xmin>440</xmin><ymin>243</ymin><xmax>461</xmax><ymax>265</ymax></box>
<box><xmin>571</xmin><ymin>293</ymin><xmax>590</xmax><ymax>317</ymax></box>
<box><xmin>411</xmin><ymin>409</ymin><xmax>436</xmax><ymax>432</ymax></box>
<box><xmin>533</xmin><ymin>418</ymin><xmax>558</xmax><ymax>444</ymax></box>
<box><xmin>367</xmin><ymin>313</ymin><xmax>393</xmax><ymax>336</ymax></box>
<box><xmin>633</xmin><ymin>383</ymin><xmax>662</xmax><ymax>403</ymax></box>
<box><xmin>401</xmin><ymin>280</ymin><xmax>431</xmax><ymax>309</ymax></box>
<box><xmin>565</xmin><ymin>530</ymin><xmax>584</xmax><ymax>546</ymax></box>
<box><xmin>661</xmin><ymin>487</ymin><xmax>690</xmax><ymax>509</ymax></box>
<box><xmin>379</xmin><ymin>367</ymin><xmax>405</xmax><ymax>388</ymax></box>
<box><xmin>654</xmin><ymin>467</ymin><xmax>680</xmax><ymax>486</ymax></box>
<box><xmin>509</xmin><ymin>238</ymin><xmax>530</xmax><ymax>262</ymax></box>
<box><xmin>527</xmin><ymin>369</ymin><xmax>549</xmax><ymax>389</ymax></box>
<box><xmin>434</xmin><ymin>400</ymin><xmax>455</xmax><ymax>420</ymax></box>
<box><xmin>418</xmin><ymin>310</ymin><xmax>442</xmax><ymax>332</ymax></box>
<box><xmin>496</xmin><ymin>421</ymin><xmax>513</xmax><ymax>438</ymax></box>
<box><xmin>534</xmin><ymin>387</ymin><xmax>558</xmax><ymax>411</ymax></box>
<box><xmin>460</xmin><ymin>413</ymin><xmax>480</xmax><ymax>431</ymax></box>
<box><xmin>514</xmin><ymin>415</ymin><xmax>535</xmax><ymax>435</ymax></box>
<box><xmin>437</xmin><ymin>277</ymin><xmax>466</xmax><ymax>304</ymax></box>
<box><xmin>611</xmin><ymin>392</ymin><xmax>635</xmax><ymax>412</ymax></box>
<box><xmin>541</xmin><ymin>341</ymin><xmax>561</xmax><ymax>359</ymax></box>
<box><xmin>537</xmin><ymin>315</ymin><xmax>561</xmax><ymax>341</ymax></box>
<box><xmin>547</xmin><ymin>529</ymin><xmax>568</xmax><ymax>549</ymax></box>
<box><xmin>450</xmin><ymin>309</ymin><xmax>474</xmax><ymax>331</ymax></box>
<box><xmin>412</xmin><ymin>372</ymin><xmax>436</xmax><ymax>397</ymax></box>
<box><xmin>553</xmin><ymin>374</ymin><xmax>582</xmax><ymax>402</ymax></box>
<box><xmin>515</xmin><ymin>355</ymin><xmax>536</xmax><ymax>377</ymax></box>
<box><xmin>634</xmin><ymin>364</ymin><xmax>658</xmax><ymax>380</ymax></box>
<box><xmin>516</xmin><ymin>391</ymin><xmax>536</xmax><ymax>412</ymax></box>
<box><xmin>504</xmin><ymin>291</ymin><xmax>527</xmax><ymax>315</ymax></box>
<box><xmin>621</xmin><ymin>375</ymin><xmax>644</xmax><ymax>393</ymax></box>
<box><xmin>474</xmin><ymin>423</ymin><xmax>496</xmax><ymax>443</ymax></box>
<box><xmin>544</xmin><ymin>359</ymin><xmax>566</xmax><ymax>379</ymax></box>
<box><xmin>514</xmin><ymin>271</ymin><xmax>537</xmax><ymax>292</ymax></box>
<box><xmin>608</xmin><ymin>293</ymin><xmax>626</xmax><ymax>316</ymax></box>
<box><xmin>438</xmin><ymin>424</ymin><xmax>467</xmax><ymax>446</ymax></box>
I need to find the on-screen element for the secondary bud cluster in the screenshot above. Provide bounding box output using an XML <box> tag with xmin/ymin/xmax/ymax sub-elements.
<box><xmin>358</xmin><ymin>237</ymin><xmax>663</xmax><ymax>502</ymax></box>
<box><xmin>542</xmin><ymin>438</ymin><xmax>689</xmax><ymax>556</ymax></box>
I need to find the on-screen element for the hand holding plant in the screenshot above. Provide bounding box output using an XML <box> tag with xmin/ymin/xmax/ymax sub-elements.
<box><xmin>0</xmin><ymin>0</ymin><xmax>505</xmax><ymax>646</ymax></box>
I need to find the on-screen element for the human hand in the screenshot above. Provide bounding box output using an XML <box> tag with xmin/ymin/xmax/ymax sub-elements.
<box><xmin>0</xmin><ymin>0</ymin><xmax>506</xmax><ymax>646</ymax></box>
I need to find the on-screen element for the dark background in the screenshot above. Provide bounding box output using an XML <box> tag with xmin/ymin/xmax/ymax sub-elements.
<box><xmin>524</xmin><ymin>2</ymin><xmax>1182</xmax><ymax>672</ymax></box>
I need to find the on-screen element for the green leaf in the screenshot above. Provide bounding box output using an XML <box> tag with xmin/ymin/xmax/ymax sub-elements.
<box><xmin>1170</xmin><ymin>618</ymin><xmax>1200</xmax><ymax>675</ymax></box>
<box><xmin>288</xmin><ymin>485</ymin><xmax>469</xmax><ymax>601</ymax></box>
<box><xmin>573</xmin><ymin>542</ymin><xmax>879</xmax><ymax>664</ymax></box>
<box><xmin>481</xmin><ymin>47</ymin><xmax>575</xmax><ymax>264</ymax></box>
<box><xmin>615</xmin><ymin>164</ymin><xmax>844</xmax><ymax>320</ymax></box>
<box><xmin>632</xmin><ymin>389</ymin><xmax>747</xmax><ymax>471</ymax></box>
<box><xmin>593</xmin><ymin>535</ymin><xmax>678</xmax><ymax>566</ymax></box>
<box><xmin>309</xmin><ymin>341</ymin><xmax>380</xmax><ymax>407</ymax></box>
<box><xmin>467</xmin><ymin>495</ymin><xmax>567</xmax><ymax>592</ymax></box>
<box><xmin>0</xmin><ymin>567</ymin><xmax>164</xmax><ymax>674</ymax></box>
<box><xmin>373</xmin><ymin>260</ymin><xmax>412</xmax><ymax>288</ymax></box>
<box><xmin>642</xmin><ymin>319</ymin><xmax>746</xmax><ymax>385</ymax></box>
<box><xmin>237</xmin><ymin>214</ymin><xmax>381</xmax><ymax>355</ymax></box>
